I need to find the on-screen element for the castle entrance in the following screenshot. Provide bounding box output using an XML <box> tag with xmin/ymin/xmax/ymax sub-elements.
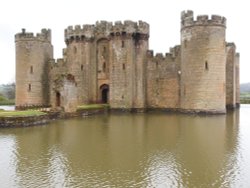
<box><xmin>100</xmin><ymin>84</ymin><xmax>109</xmax><ymax>103</ymax></box>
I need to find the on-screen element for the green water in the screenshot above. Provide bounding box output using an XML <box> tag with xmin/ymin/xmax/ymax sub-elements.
<box><xmin>1</xmin><ymin>105</ymin><xmax>250</xmax><ymax>187</ymax></box>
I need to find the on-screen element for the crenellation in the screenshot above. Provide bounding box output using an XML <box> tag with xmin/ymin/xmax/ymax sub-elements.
<box><xmin>147</xmin><ymin>50</ymin><xmax>154</xmax><ymax>58</ymax></box>
<box><xmin>211</xmin><ymin>15</ymin><xmax>226</xmax><ymax>24</ymax></box>
<box><xmin>50</xmin><ymin>58</ymin><xmax>65</xmax><ymax>66</ymax></box>
<box><xmin>95</xmin><ymin>21</ymin><xmax>112</xmax><ymax>33</ymax></box>
<box><xmin>170</xmin><ymin>45</ymin><xmax>181</xmax><ymax>58</ymax></box>
<box><xmin>226</xmin><ymin>42</ymin><xmax>236</xmax><ymax>47</ymax></box>
<box><xmin>155</xmin><ymin>53</ymin><xmax>165</xmax><ymax>59</ymax></box>
<box><xmin>15</xmin><ymin>28</ymin><xmax>51</xmax><ymax>43</ymax></box>
<box><xmin>181</xmin><ymin>10</ymin><xmax>194</xmax><ymax>20</ymax></box>
<box><xmin>124</xmin><ymin>20</ymin><xmax>136</xmax><ymax>26</ymax></box>
<box><xmin>74</xmin><ymin>25</ymin><xmax>81</xmax><ymax>33</ymax></box>
<box><xmin>36</xmin><ymin>29</ymin><xmax>51</xmax><ymax>42</ymax></box>
<box><xmin>181</xmin><ymin>11</ymin><xmax>226</xmax><ymax>29</ymax></box>
<box><xmin>165</xmin><ymin>53</ymin><xmax>172</xmax><ymax>57</ymax></box>
<box><xmin>65</xmin><ymin>24</ymin><xmax>95</xmax><ymax>43</ymax></box>
<box><xmin>197</xmin><ymin>15</ymin><xmax>209</xmax><ymax>22</ymax></box>
<box><xmin>138</xmin><ymin>20</ymin><xmax>149</xmax><ymax>34</ymax></box>
<box><xmin>64</xmin><ymin>20</ymin><xmax>149</xmax><ymax>43</ymax></box>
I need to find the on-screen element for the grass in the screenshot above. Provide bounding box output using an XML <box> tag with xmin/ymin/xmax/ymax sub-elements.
<box><xmin>0</xmin><ymin>110</ymin><xmax>46</xmax><ymax>117</ymax></box>
<box><xmin>0</xmin><ymin>99</ymin><xmax>15</xmax><ymax>105</ymax></box>
<box><xmin>240</xmin><ymin>92</ymin><xmax>250</xmax><ymax>104</ymax></box>
<box><xmin>77</xmin><ymin>104</ymin><xmax>110</xmax><ymax>110</ymax></box>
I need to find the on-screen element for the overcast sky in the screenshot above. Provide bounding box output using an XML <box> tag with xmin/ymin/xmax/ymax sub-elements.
<box><xmin>0</xmin><ymin>0</ymin><xmax>249</xmax><ymax>84</ymax></box>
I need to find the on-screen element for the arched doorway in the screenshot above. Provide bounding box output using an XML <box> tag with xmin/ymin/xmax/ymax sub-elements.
<box><xmin>100</xmin><ymin>84</ymin><xmax>109</xmax><ymax>103</ymax></box>
<box><xmin>56</xmin><ymin>92</ymin><xmax>61</xmax><ymax>107</ymax></box>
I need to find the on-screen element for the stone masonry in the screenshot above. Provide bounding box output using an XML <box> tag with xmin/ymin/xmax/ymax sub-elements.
<box><xmin>15</xmin><ymin>10</ymin><xmax>240</xmax><ymax>113</ymax></box>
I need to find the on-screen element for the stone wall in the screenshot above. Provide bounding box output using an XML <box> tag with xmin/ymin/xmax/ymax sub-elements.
<box><xmin>235</xmin><ymin>53</ymin><xmax>240</xmax><ymax>106</ymax></box>
<box><xmin>146</xmin><ymin>46</ymin><xmax>181</xmax><ymax>109</ymax></box>
<box><xmin>109</xmin><ymin>34</ymin><xmax>134</xmax><ymax>109</ymax></box>
<box><xmin>226</xmin><ymin>43</ymin><xmax>236</xmax><ymax>108</ymax></box>
<box><xmin>133</xmin><ymin>33</ymin><xmax>148</xmax><ymax>110</ymax></box>
<box><xmin>0</xmin><ymin>115</ymin><xmax>49</xmax><ymax>128</ymax></box>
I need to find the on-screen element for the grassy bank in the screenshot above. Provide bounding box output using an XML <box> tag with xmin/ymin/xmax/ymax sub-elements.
<box><xmin>240</xmin><ymin>92</ymin><xmax>250</xmax><ymax>104</ymax></box>
<box><xmin>0</xmin><ymin>95</ymin><xmax>15</xmax><ymax>106</ymax></box>
<box><xmin>0</xmin><ymin>110</ymin><xmax>46</xmax><ymax>117</ymax></box>
<box><xmin>77</xmin><ymin>104</ymin><xmax>109</xmax><ymax>110</ymax></box>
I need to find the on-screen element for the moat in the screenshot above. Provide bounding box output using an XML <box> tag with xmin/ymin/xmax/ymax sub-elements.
<box><xmin>1</xmin><ymin>105</ymin><xmax>250</xmax><ymax>187</ymax></box>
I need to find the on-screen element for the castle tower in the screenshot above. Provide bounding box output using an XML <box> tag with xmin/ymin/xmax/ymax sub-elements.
<box><xmin>180</xmin><ymin>11</ymin><xmax>227</xmax><ymax>113</ymax></box>
<box><xmin>15</xmin><ymin>29</ymin><xmax>53</xmax><ymax>109</ymax></box>
<box><xmin>226</xmin><ymin>43</ymin><xmax>237</xmax><ymax>108</ymax></box>
<box><xmin>109</xmin><ymin>21</ymin><xmax>149</xmax><ymax>111</ymax></box>
<box><xmin>64</xmin><ymin>25</ymin><xmax>95</xmax><ymax>105</ymax></box>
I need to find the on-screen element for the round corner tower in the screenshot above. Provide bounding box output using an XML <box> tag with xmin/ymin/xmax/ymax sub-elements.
<box><xmin>180</xmin><ymin>10</ymin><xmax>227</xmax><ymax>113</ymax></box>
<box><xmin>15</xmin><ymin>29</ymin><xmax>53</xmax><ymax>109</ymax></box>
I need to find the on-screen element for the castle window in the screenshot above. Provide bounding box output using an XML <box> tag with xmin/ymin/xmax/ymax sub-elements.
<box><xmin>30</xmin><ymin>66</ymin><xmax>33</xmax><ymax>74</ymax></box>
<box><xmin>74</xmin><ymin>46</ymin><xmax>77</xmax><ymax>54</ymax></box>
<box><xmin>103</xmin><ymin>47</ymin><xmax>106</xmax><ymax>52</ymax></box>
<box><xmin>28</xmin><ymin>84</ymin><xmax>31</xmax><ymax>92</ymax></box>
<box><xmin>205</xmin><ymin>61</ymin><xmax>209</xmax><ymax>70</ymax></box>
<box><xmin>122</xmin><ymin>41</ymin><xmax>125</xmax><ymax>48</ymax></box>
<box><xmin>103</xmin><ymin>62</ymin><xmax>106</xmax><ymax>72</ymax></box>
<box><xmin>81</xmin><ymin>64</ymin><xmax>83</xmax><ymax>71</ymax></box>
<box><xmin>184</xmin><ymin>40</ymin><xmax>187</xmax><ymax>48</ymax></box>
<box><xmin>122</xmin><ymin>63</ymin><xmax>126</xmax><ymax>70</ymax></box>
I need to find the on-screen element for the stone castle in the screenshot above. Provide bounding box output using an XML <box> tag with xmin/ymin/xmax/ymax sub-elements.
<box><xmin>15</xmin><ymin>10</ymin><xmax>240</xmax><ymax>113</ymax></box>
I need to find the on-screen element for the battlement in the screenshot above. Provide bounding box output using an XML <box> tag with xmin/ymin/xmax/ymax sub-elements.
<box><xmin>64</xmin><ymin>20</ymin><xmax>149</xmax><ymax>43</ymax></box>
<box><xmin>15</xmin><ymin>28</ymin><xmax>51</xmax><ymax>42</ymax></box>
<box><xmin>181</xmin><ymin>10</ymin><xmax>226</xmax><ymax>29</ymax></box>
<box><xmin>50</xmin><ymin>58</ymin><xmax>65</xmax><ymax>66</ymax></box>
<box><xmin>226</xmin><ymin>42</ymin><xmax>236</xmax><ymax>48</ymax></box>
<box><xmin>147</xmin><ymin>45</ymin><xmax>181</xmax><ymax>61</ymax></box>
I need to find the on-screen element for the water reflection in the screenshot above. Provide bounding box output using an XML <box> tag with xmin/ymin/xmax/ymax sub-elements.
<box><xmin>0</xmin><ymin>106</ymin><xmax>248</xmax><ymax>187</ymax></box>
<box><xmin>0</xmin><ymin>135</ymin><xmax>19</xmax><ymax>188</ymax></box>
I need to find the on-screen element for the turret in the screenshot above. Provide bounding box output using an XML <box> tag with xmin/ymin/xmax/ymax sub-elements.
<box><xmin>180</xmin><ymin>10</ymin><xmax>227</xmax><ymax>113</ymax></box>
<box><xmin>15</xmin><ymin>29</ymin><xmax>53</xmax><ymax>109</ymax></box>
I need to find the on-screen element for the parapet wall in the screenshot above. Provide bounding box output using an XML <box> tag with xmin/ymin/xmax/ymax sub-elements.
<box><xmin>147</xmin><ymin>45</ymin><xmax>181</xmax><ymax>61</ymax></box>
<box><xmin>64</xmin><ymin>20</ymin><xmax>149</xmax><ymax>42</ymax></box>
<box><xmin>146</xmin><ymin>45</ymin><xmax>181</xmax><ymax>109</ymax></box>
<box><xmin>15</xmin><ymin>28</ymin><xmax>51</xmax><ymax>42</ymax></box>
<box><xmin>181</xmin><ymin>10</ymin><xmax>226</xmax><ymax>29</ymax></box>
